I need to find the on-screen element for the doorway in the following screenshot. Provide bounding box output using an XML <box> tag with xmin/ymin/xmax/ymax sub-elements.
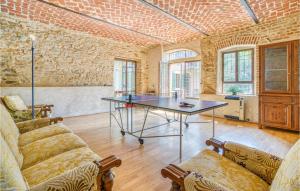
<box><xmin>169</xmin><ymin>61</ymin><xmax>201</xmax><ymax>98</ymax></box>
<box><xmin>113</xmin><ymin>59</ymin><xmax>136</xmax><ymax>95</ymax></box>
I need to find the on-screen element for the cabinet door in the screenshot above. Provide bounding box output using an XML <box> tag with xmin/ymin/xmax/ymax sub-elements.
<box><xmin>261</xmin><ymin>103</ymin><xmax>292</xmax><ymax>129</ymax></box>
<box><xmin>260</xmin><ymin>42</ymin><xmax>292</xmax><ymax>94</ymax></box>
<box><xmin>293</xmin><ymin>105</ymin><xmax>299</xmax><ymax>131</ymax></box>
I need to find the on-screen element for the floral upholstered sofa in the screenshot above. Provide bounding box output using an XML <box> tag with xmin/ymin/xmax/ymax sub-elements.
<box><xmin>1</xmin><ymin>95</ymin><xmax>54</xmax><ymax>123</ymax></box>
<box><xmin>0</xmin><ymin>102</ymin><xmax>121</xmax><ymax>191</ymax></box>
<box><xmin>161</xmin><ymin>138</ymin><xmax>300</xmax><ymax>191</ymax></box>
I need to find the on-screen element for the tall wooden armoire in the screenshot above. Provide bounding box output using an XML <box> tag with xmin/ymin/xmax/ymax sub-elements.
<box><xmin>259</xmin><ymin>40</ymin><xmax>299</xmax><ymax>131</ymax></box>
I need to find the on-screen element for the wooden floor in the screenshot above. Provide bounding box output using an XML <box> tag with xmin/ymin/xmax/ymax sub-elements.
<box><xmin>64</xmin><ymin>110</ymin><xmax>299</xmax><ymax>191</ymax></box>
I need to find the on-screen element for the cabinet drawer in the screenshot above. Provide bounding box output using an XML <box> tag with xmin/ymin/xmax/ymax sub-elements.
<box><xmin>260</xmin><ymin>96</ymin><xmax>293</xmax><ymax>104</ymax></box>
<box><xmin>261</xmin><ymin>103</ymin><xmax>292</xmax><ymax>129</ymax></box>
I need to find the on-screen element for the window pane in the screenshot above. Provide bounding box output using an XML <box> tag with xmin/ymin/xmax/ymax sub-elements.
<box><xmin>264</xmin><ymin>47</ymin><xmax>288</xmax><ymax>91</ymax></box>
<box><xmin>223</xmin><ymin>83</ymin><xmax>253</xmax><ymax>95</ymax></box>
<box><xmin>184</xmin><ymin>61</ymin><xmax>201</xmax><ymax>98</ymax></box>
<box><xmin>114</xmin><ymin>60</ymin><xmax>135</xmax><ymax>95</ymax></box>
<box><xmin>223</xmin><ymin>52</ymin><xmax>236</xmax><ymax>82</ymax></box>
<box><xmin>238</xmin><ymin>50</ymin><xmax>252</xmax><ymax>81</ymax></box>
<box><xmin>127</xmin><ymin>61</ymin><xmax>135</xmax><ymax>94</ymax></box>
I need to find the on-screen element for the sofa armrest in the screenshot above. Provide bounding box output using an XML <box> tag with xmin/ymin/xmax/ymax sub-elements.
<box><xmin>94</xmin><ymin>155</ymin><xmax>122</xmax><ymax>191</ymax></box>
<box><xmin>161</xmin><ymin>164</ymin><xmax>190</xmax><ymax>190</ymax></box>
<box><xmin>223</xmin><ymin>141</ymin><xmax>282</xmax><ymax>184</ymax></box>
<box><xmin>206</xmin><ymin>138</ymin><xmax>225</xmax><ymax>153</ymax></box>
<box><xmin>30</xmin><ymin>162</ymin><xmax>99</xmax><ymax>191</ymax></box>
<box><xmin>184</xmin><ymin>172</ymin><xmax>229</xmax><ymax>191</ymax></box>
<box><xmin>16</xmin><ymin>117</ymin><xmax>63</xmax><ymax>133</ymax></box>
<box><xmin>28</xmin><ymin>104</ymin><xmax>54</xmax><ymax>117</ymax></box>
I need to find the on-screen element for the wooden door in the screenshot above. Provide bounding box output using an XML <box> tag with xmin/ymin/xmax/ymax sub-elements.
<box><xmin>261</xmin><ymin>102</ymin><xmax>292</xmax><ymax>129</ymax></box>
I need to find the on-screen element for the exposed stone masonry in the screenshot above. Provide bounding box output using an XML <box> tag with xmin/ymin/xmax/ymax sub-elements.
<box><xmin>0</xmin><ymin>15</ymin><xmax>148</xmax><ymax>93</ymax></box>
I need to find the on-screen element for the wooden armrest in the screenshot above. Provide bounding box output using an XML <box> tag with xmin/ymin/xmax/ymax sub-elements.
<box><xmin>50</xmin><ymin>117</ymin><xmax>63</xmax><ymax>124</ymax></box>
<box><xmin>206</xmin><ymin>138</ymin><xmax>225</xmax><ymax>153</ymax></box>
<box><xmin>161</xmin><ymin>164</ymin><xmax>189</xmax><ymax>188</ymax></box>
<box><xmin>94</xmin><ymin>155</ymin><xmax>122</xmax><ymax>172</ymax></box>
<box><xmin>93</xmin><ymin>155</ymin><xmax>122</xmax><ymax>191</ymax></box>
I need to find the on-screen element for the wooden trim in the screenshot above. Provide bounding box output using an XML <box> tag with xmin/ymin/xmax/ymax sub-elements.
<box><xmin>292</xmin><ymin>40</ymin><xmax>300</xmax><ymax>93</ymax></box>
<box><xmin>206</xmin><ymin>138</ymin><xmax>225</xmax><ymax>153</ymax></box>
<box><xmin>161</xmin><ymin>164</ymin><xmax>189</xmax><ymax>191</ymax></box>
<box><xmin>50</xmin><ymin>117</ymin><xmax>63</xmax><ymax>124</ymax></box>
<box><xmin>94</xmin><ymin>155</ymin><xmax>122</xmax><ymax>191</ymax></box>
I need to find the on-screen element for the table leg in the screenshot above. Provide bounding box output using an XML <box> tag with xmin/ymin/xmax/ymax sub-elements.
<box><xmin>179</xmin><ymin>113</ymin><xmax>182</xmax><ymax>161</ymax></box>
<box><xmin>212</xmin><ymin>108</ymin><xmax>215</xmax><ymax>138</ymax></box>
<box><xmin>131</xmin><ymin>106</ymin><xmax>133</xmax><ymax>133</ymax></box>
<box><xmin>127</xmin><ymin>107</ymin><xmax>129</xmax><ymax>132</ymax></box>
<box><xmin>109</xmin><ymin>101</ymin><xmax>112</xmax><ymax>129</ymax></box>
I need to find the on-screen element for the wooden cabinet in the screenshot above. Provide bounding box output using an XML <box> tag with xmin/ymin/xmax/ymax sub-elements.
<box><xmin>259</xmin><ymin>40</ymin><xmax>299</xmax><ymax>131</ymax></box>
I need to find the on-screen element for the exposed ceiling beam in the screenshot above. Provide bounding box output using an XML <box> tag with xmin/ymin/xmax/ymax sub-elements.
<box><xmin>240</xmin><ymin>0</ymin><xmax>259</xmax><ymax>24</ymax></box>
<box><xmin>36</xmin><ymin>0</ymin><xmax>173</xmax><ymax>44</ymax></box>
<box><xmin>137</xmin><ymin>0</ymin><xmax>209</xmax><ymax>36</ymax></box>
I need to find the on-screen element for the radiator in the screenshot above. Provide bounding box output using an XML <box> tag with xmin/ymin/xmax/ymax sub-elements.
<box><xmin>199</xmin><ymin>95</ymin><xmax>245</xmax><ymax>121</ymax></box>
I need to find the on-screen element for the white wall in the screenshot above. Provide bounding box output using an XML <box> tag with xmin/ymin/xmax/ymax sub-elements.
<box><xmin>0</xmin><ymin>86</ymin><xmax>114</xmax><ymax>117</ymax></box>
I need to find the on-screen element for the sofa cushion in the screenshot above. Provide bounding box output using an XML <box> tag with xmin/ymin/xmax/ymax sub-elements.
<box><xmin>21</xmin><ymin>133</ymin><xmax>87</xmax><ymax>169</ymax></box>
<box><xmin>0</xmin><ymin>133</ymin><xmax>28</xmax><ymax>191</ymax></box>
<box><xmin>270</xmin><ymin>140</ymin><xmax>300</xmax><ymax>191</ymax></box>
<box><xmin>179</xmin><ymin>149</ymin><xmax>269</xmax><ymax>191</ymax></box>
<box><xmin>22</xmin><ymin>147</ymin><xmax>101</xmax><ymax>188</ymax></box>
<box><xmin>2</xmin><ymin>95</ymin><xmax>27</xmax><ymax>111</ymax></box>
<box><xmin>19</xmin><ymin>123</ymin><xmax>71</xmax><ymax>146</ymax></box>
<box><xmin>0</xmin><ymin>104</ymin><xmax>23</xmax><ymax>167</ymax></box>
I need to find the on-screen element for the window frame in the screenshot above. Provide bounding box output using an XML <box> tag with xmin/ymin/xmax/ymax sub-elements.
<box><xmin>221</xmin><ymin>48</ymin><xmax>254</xmax><ymax>94</ymax></box>
<box><xmin>114</xmin><ymin>58</ymin><xmax>137</xmax><ymax>95</ymax></box>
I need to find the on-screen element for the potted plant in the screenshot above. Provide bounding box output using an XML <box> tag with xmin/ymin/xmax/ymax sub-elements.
<box><xmin>228</xmin><ymin>86</ymin><xmax>241</xmax><ymax>95</ymax></box>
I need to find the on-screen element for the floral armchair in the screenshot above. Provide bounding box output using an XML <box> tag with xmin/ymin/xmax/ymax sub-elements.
<box><xmin>1</xmin><ymin>95</ymin><xmax>54</xmax><ymax>122</ymax></box>
<box><xmin>161</xmin><ymin>138</ymin><xmax>300</xmax><ymax>191</ymax></box>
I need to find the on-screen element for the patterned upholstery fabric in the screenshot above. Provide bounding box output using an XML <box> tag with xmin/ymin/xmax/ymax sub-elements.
<box><xmin>2</xmin><ymin>95</ymin><xmax>27</xmax><ymax>111</ymax></box>
<box><xmin>0</xmin><ymin>104</ymin><xmax>23</xmax><ymax>167</ymax></box>
<box><xmin>179</xmin><ymin>149</ymin><xmax>269</xmax><ymax>191</ymax></box>
<box><xmin>0</xmin><ymin>133</ymin><xmax>28</xmax><ymax>191</ymax></box>
<box><xmin>270</xmin><ymin>140</ymin><xmax>300</xmax><ymax>191</ymax></box>
<box><xmin>30</xmin><ymin>162</ymin><xmax>99</xmax><ymax>191</ymax></box>
<box><xmin>224</xmin><ymin>141</ymin><xmax>282</xmax><ymax>184</ymax></box>
<box><xmin>184</xmin><ymin>172</ymin><xmax>229</xmax><ymax>191</ymax></box>
<box><xmin>21</xmin><ymin>133</ymin><xmax>87</xmax><ymax>169</ymax></box>
<box><xmin>22</xmin><ymin>147</ymin><xmax>101</xmax><ymax>188</ymax></box>
<box><xmin>19</xmin><ymin>123</ymin><xmax>71</xmax><ymax>146</ymax></box>
<box><xmin>16</xmin><ymin>118</ymin><xmax>53</xmax><ymax>134</ymax></box>
<box><xmin>8</xmin><ymin>108</ymin><xmax>42</xmax><ymax>123</ymax></box>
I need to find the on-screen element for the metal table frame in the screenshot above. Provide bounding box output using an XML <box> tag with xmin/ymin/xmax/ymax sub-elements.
<box><xmin>107</xmin><ymin>100</ymin><xmax>220</xmax><ymax>160</ymax></box>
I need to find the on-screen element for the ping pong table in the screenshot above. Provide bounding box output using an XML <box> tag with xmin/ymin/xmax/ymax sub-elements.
<box><xmin>102</xmin><ymin>95</ymin><xmax>228</xmax><ymax>160</ymax></box>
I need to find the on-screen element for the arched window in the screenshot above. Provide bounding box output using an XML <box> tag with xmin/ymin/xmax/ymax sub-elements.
<box><xmin>160</xmin><ymin>49</ymin><xmax>201</xmax><ymax>98</ymax></box>
<box><xmin>163</xmin><ymin>49</ymin><xmax>198</xmax><ymax>62</ymax></box>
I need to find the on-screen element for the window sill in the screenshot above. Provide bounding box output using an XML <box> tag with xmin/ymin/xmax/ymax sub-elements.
<box><xmin>216</xmin><ymin>93</ymin><xmax>257</xmax><ymax>97</ymax></box>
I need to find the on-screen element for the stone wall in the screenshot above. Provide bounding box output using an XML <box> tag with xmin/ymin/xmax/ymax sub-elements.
<box><xmin>0</xmin><ymin>14</ymin><xmax>148</xmax><ymax>93</ymax></box>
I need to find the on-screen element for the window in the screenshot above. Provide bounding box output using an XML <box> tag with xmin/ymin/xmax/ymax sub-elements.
<box><xmin>222</xmin><ymin>49</ymin><xmax>254</xmax><ymax>95</ymax></box>
<box><xmin>163</xmin><ymin>49</ymin><xmax>198</xmax><ymax>62</ymax></box>
<box><xmin>160</xmin><ymin>49</ymin><xmax>200</xmax><ymax>97</ymax></box>
<box><xmin>168</xmin><ymin>61</ymin><xmax>201</xmax><ymax>98</ymax></box>
<box><xmin>113</xmin><ymin>59</ymin><xmax>136</xmax><ymax>95</ymax></box>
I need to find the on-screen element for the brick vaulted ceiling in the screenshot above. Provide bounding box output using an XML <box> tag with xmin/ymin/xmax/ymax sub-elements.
<box><xmin>1</xmin><ymin>0</ymin><xmax>299</xmax><ymax>47</ymax></box>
